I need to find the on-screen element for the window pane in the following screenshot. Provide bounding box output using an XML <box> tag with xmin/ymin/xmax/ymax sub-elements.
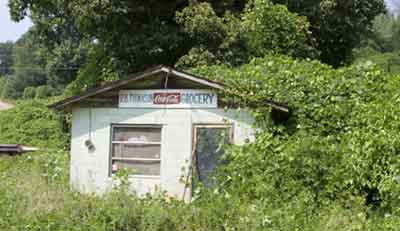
<box><xmin>195</xmin><ymin>127</ymin><xmax>231</xmax><ymax>187</ymax></box>
<box><xmin>112</xmin><ymin>160</ymin><xmax>160</xmax><ymax>175</ymax></box>
<box><xmin>112</xmin><ymin>143</ymin><xmax>161</xmax><ymax>159</ymax></box>
<box><xmin>113</xmin><ymin>127</ymin><xmax>161</xmax><ymax>142</ymax></box>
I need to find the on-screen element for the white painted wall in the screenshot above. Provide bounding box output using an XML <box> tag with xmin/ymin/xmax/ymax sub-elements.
<box><xmin>70</xmin><ymin>107</ymin><xmax>255</xmax><ymax>199</ymax></box>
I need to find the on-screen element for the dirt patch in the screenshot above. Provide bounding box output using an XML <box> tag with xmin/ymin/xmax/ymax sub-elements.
<box><xmin>0</xmin><ymin>100</ymin><xmax>13</xmax><ymax>111</ymax></box>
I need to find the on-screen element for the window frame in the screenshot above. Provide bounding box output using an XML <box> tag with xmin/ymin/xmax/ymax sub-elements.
<box><xmin>192</xmin><ymin>123</ymin><xmax>234</xmax><ymax>146</ymax></box>
<box><xmin>109</xmin><ymin>124</ymin><xmax>163</xmax><ymax>178</ymax></box>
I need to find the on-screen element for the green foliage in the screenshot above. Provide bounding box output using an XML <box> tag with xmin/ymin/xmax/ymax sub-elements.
<box><xmin>353</xmin><ymin>48</ymin><xmax>400</xmax><ymax>75</ymax></box>
<box><xmin>0</xmin><ymin>42</ymin><xmax>14</xmax><ymax>76</ymax></box>
<box><xmin>10</xmin><ymin>0</ymin><xmax>195</xmax><ymax>77</ymax></box>
<box><xmin>369</xmin><ymin>13</ymin><xmax>400</xmax><ymax>53</ymax></box>
<box><xmin>271</xmin><ymin>0</ymin><xmax>386</xmax><ymax>67</ymax></box>
<box><xmin>241</xmin><ymin>0</ymin><xmax>316</xmax><ymax>58</ymax></box>
<box><xmin>1</xmin><ymin>78</ymin><xmax>17</xmax><ymax>99</ymax></box>
<box><xmin>7</xmin><ymin>0</ymin><xmax>386</xmax><ymax>80</ymax></box>
<box><xmin>190</xmin><ymin>56</ymin><xmax>400</xmax><ymax>214</ymax></box>
<box><xmin>22</xmin><ymin>85</ymin><xmax>57</xmax><ymax>100</ymax></box>
<box><xmin>2</xmin><ymin>56</ymin><xmax>400</xmax><ymax>229</ymax></box>
<box><xmin>175</xmin><ymin>46</ymin><xmax>220</xmax><ymax>68</ymax></box>
<box><xmin>23</xmin><ymin>86</ymin><xmax>36</xmax><ymax>99</ymax></box>
<box><xmin>0</xmin><ymin>0</ymin><xmax>396</xmax><ymax>228</ymax></box>
<box><xmin>176</xmin><ymin>0</ymin><xmax>317</xmax><ymax>68</ymax></box>
<box><xmin>0</xmin><ymin>29</ymin><xmax>88</xmax><ymax>99</ymax></box>
<box><xmin>44</xmin><ymin>39</ymin><xmax>89</xmax><ymax>92</ymax></box>
<box><xmin>1</xmin><ymin>150</ymin><xmax>399</xmax><ymax>230</ymax></box>
<box><xmin>0</xmin><ymin>100</ymin><xmax>67</xmax><ymax>149</ymax></box>
<box><xmin>0</xmin><ymin>77</ymin><xmax>6</xmax><ymax>97</ymax></box>
<box><xmin>353</xmin><ymin>12</ymin><xmax>400</xmax><ymax>75</ymax></box>
<box><xmin>65</xmin><ymin>47</ymin><xmax>119</xmax><ymax>96</ymax></box>
<box><xmin>35</xmin><ymin>85</ymin><xmax>54</xmax><ymax>99</ymax></box>
<box><xmin>1</xmin><ymin>31</ymin><xmax>47</xmax><ymax>99</ymax></box>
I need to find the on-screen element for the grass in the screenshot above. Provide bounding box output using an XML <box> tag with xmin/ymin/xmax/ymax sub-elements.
<box><xmin>1</xmin><ymin>98</ymin><xmax>400</xmax><ymax>230</ymax></box>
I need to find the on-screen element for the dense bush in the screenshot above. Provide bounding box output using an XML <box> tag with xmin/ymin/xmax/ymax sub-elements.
<box><xmin>23</xmin><ymin>86</ymin><xmax>36</xmax><ymax>99</ymax></box>
<box><xmin>0</xmin><ymin>77</ymin><xmax>5</xmax><ymax>96</ymax></box>
<box><xmin>35</xmin><ymin>85</ymin><xmax>54</xmax><ymax>99</ymax></box>
<box><xmin>1</xmin><ymin>152</ymin><xmax>399</xmax><ymax>230</ymax></box>
<box><xmin>191</xmin><ymin>55</ymin><xmax>400</xmax><ymax>213</ymax></box>
<box><xmin>0</xmin><ymin>100</ymin><xmax>67</xmax><ymax>149</ymax></box>
<box><xmin>353</xmin><ymin>47</ymin><xmax>400</xmax><ymax>75</ymax></box>
<box><xmin>0</xmin><ymin>77</ymin><xmax>17</xmax><ymax>99</ymax></box>
<box><xmin>2</xmin><ymin>56</ymin><xmax>400</xmax><ymax>230</ymax></box>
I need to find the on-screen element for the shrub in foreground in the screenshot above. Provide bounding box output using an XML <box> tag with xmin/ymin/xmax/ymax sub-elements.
<box><xmin>1</xmin><ymin>151</ymin><xmax>400</xmax><ymax>230</ymax></box>
<box><xmin>0</xmin><ymin>100</ymin><xmax>67</xmax><ymax>149</ymax></box>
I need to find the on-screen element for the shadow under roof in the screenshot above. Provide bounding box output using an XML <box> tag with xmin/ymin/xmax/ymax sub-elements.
<box><xmin>48</xmin><ymin>65</ymin><xmax>289</xmax><ymax>113</ymax></box>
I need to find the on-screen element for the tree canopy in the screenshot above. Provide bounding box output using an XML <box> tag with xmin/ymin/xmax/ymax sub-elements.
<box><xmin>353</xmin><ymin>10</ymin><xmax>400</xmax><ymax>75</ymax></box>
<box><xmin>0</xmin><ymin>27</ymin><xmax>88</xmax><ymax>99</ymax></box>
<box><xmin>271</xmin><ymin>0</ymin><xmax>386</xmax><ymax>67</ymax></box>
<box><xmin>0</xmin><ymin>42</ymin><xmax>14</xmax><ymax>77</ymax></box>
<box><xmin>6</xmin><ymin>0</ymin><xmax>386</xmax><ymax>90</ymax></box>
<box><xmin>1</xmin><ymin>31</ymin><xmax>48</xmax><ymax>99</ymax></box>
<box><xmin>175</xmin><ymin>0</ymin><xmax>317</xmax><ymax>68</ymax></box>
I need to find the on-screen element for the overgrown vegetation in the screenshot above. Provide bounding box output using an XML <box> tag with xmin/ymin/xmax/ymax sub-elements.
<box><xmin>0</xmin><ymin>100</ymin><xmax>67</xmax><ymax>149</ymax></box>
<box><xmin>0</xmin><ymin>0</ymin><xmax>386</xmax><ymax>98</ymax></box>
<box><xmin>0</xmin><ymin>0</ymin><xmax>399</xmax><ymax>230</ymax></box>
<box><xmin>353</xmin><ymin>11</ymin><xmax>400</xmax><ymax>74</ymax></box>
<box><xmin>2</xmin><ymin>56</ymin><xmax>400</xmax><ymax>229</ymax></box>
<box><xmin>193</xmin><ymin>55</ymin><xmax>400</xmax><ymax>214</ymax></box>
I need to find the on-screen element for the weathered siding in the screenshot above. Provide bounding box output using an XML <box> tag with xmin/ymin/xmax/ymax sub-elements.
<box><xmin>70</xmin><ymin>107</ymin><xmax>254</xmax><ymax>200</ymax></box>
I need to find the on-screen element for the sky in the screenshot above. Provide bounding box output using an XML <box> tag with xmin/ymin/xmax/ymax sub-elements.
<box><xmin>387</xmin><ymin>0</ymin><xmax>399</xmax><ymax>12</ymax></box>
<box><xmin>0</xmin><ymin>0</ymin><xmax>32</xmax><ymax>42</ymax></box>
<box><xmin>0</xmin><ymin>0</ymin><xmax>398</xmax><ymax>43</ymax></box>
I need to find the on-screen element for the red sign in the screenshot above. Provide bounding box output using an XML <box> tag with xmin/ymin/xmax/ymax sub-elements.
<box><xmin>153</xmin><ymin>93</ymin><xmax>181</xmax><ymax>105</ymax></box>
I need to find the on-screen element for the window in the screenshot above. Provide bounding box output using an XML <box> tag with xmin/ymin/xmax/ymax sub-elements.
<box><xmin>110</xmin><ymin>125</ymin><xmax>162</xmax><ymax>176</ymax></box>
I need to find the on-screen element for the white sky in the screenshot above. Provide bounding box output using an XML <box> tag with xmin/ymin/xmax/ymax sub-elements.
<box><xmin>0</xmin><ymin>0</ymin><xmax>398</xmax><ymax>43</ymax></box>
<box><xmin>0</xmin><ymin>0</ymin><xmax>32</xmax><ymax>42</ymax></box>
<box><xmin>386</xmin><ymin>0</ymin><xmax>399</xmax><ymax>11</ymax></box>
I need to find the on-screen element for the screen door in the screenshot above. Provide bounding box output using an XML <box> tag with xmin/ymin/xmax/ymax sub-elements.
<box><xmin>193</xmin><ymin>124</ymin><xmax>233</xmax><ymax>187</ymax></box>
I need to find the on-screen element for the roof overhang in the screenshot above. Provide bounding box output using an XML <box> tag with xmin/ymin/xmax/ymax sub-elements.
<box><xmin>48</xmin><ymin>65</ymin><xmax>289</xmax><ymax>113</ymax></box>
<box><xmin>48</xmin><ymin>65</ymin><xmax>225</xmax><ymax>110</ymax></box>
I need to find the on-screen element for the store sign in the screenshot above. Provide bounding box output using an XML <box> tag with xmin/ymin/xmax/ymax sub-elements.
<box><xmin>153</xmin><ymin>93</ymin><xmax>181</xmax><ymax>105</ymax></box>
<box><xmin>119</xmin><ymin>89</ymin><xmax>218</xmax><ymax>108</ymax></box>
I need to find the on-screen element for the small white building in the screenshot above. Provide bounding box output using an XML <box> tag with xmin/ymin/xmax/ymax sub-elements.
<box><xmin>50</xmin><ymin>66</ymin><xmax>288</xmax><ymax>200</ymax></box>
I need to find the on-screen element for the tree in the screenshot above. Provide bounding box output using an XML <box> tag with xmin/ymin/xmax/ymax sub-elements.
<box><xmin>25</xmin><ymin>7</ymin><xmax>90</xmax><ymax>92</ymax></box>
<box><xmin>9</xmin><ymin>0</ymin><xmax>188</xmax><ymax>73</ymax></box>
<box><xmin>353</xmin><ymin>10</ymin><xmax>400</xmax><ymax>75</ymax></box>
<box><xmin>8</xmin><ymin>0</ymin><xmax>250</xmax><ymax>93</ymax></box>
<box><xmin>176</xmin><ymin>0</ymin><xmax>317</xmax><ymax>68</ymax></box>
<box><xmin>8</xmin><ymin>0</ymin><xmax>386</xmax><ymax>80</ymax></box>
<box><xmin>0</xmin><ymin>42</ymin><xmax>14</xmax><ymax>77</ymax></box>
<box><xmin>44</xmin><ymin>39</ymin><xmax>89</xmax><ymax>92</ymax></box>
<box><xmin>271</xmin><ymin>0</ymin><xmax>386</xmax><ymax>67</ymax></box>
<box><xmin>2</xmin><ymin>31</ymin><xmax>47</xmax><ymax>99</ymax></box>
<box><xmin>364</xmin><ymin>13</ymin><xmax>400</xmax><ymax>53</ymax></box>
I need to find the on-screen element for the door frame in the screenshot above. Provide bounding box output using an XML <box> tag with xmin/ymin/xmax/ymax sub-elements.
<box><xmin>186</xmin><ymin>123</ymin><xmax>234</xmax><ymax>199</ymax></box>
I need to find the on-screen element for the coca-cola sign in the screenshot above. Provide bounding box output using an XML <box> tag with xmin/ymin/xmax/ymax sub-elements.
<box><xmin>153</xmin><ymin>93</ymin><xmax>181</xmax><ymax>104</ymax></box>
<box><xmin>119</xmin><ymin>89</ymin><xmax>217</xmax><ymax>108</ymax></box>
